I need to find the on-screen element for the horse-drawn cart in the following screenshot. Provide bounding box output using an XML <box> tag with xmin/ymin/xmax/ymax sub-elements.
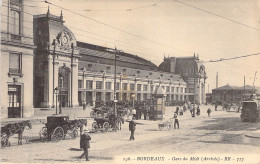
<box><xmin>90</xmin><ymin>106</ymin><xmax>113</xmax><ymax>118</ymax></box>
<box><xmin>92</xmin><ymin>114</ymin><xmax>118</xmax><ymax>132</ymax></box>
<box><xmin>39</xmin><ymin>115</ymin><xmax>87</xmax><ymax>141</ymax></box>
<box><xmin>1</xmin><ymin>120</ymin><xmax>32</xmax><ymax>147</ymax></box>
<box><xmin>158</xmin><ymin>118</ymin><xmax>174</xmax><ymax>130</ymax></box>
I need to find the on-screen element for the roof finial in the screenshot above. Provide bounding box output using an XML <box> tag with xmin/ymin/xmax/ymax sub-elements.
<box><xmin>47</xmin><ymin>5</ymin><xmax>50</xmax><ymax>18</ymax></box>
<box><xmin>60</xmin><ymin>9</ymin><xmax>63</xmax><ymax>23</ymax></box>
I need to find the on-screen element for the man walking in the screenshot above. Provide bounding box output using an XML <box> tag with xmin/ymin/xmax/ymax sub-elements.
<box><xmin>83</xmin><ymin>102</ymin><xmax>86</xmax><ymax>111</ymax></box>
<box><xmin>80</xmin><ymin>132</ymin><xmax>91</xmax><ymax>161</ymax></box>
<box><xmin>174</xmin><ymin>113</ymin><xmax>179</xmax><ymax>129</ymax></box>
<box><xmin>207</xmin><ymin>108</ymin><xmax>212</xmax><ymax>117</ymax></box>
<box><xmin>129</xmin><ymin>118</ymin><xmax>136</xmax><ymax>140</ymax></box>
<box><xmin>176</xmin><ymin>106</ymin><xmax>180</xmax><ymax>115</ymax></box>
<box><xmin>196</xmin><ymin>106</ymin><xmax>200</xmax><ymax>116</ymax></box>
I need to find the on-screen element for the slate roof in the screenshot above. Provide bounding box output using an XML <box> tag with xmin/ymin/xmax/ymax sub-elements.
<box><xmin>213</xmin><ymin>85</ymin><xmax>258</xmax><ymax>91</ymax></box>
<box><xmin>77</xmin><ymin>41</ymin><xmax>158</xmax><ymax>71</ymax></box>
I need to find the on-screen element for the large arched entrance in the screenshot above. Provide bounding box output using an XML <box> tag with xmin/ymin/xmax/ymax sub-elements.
<box><xmin>58</xmin><ymin>66</ymin><xmax>70</xmax><ymax>107</ymax></box>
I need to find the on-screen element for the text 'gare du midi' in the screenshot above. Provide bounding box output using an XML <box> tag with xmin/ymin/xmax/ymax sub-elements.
<box><xmin>1</xmin><ymin>1</ymin><xmax>207</xmax><ymax>119</ymax></box>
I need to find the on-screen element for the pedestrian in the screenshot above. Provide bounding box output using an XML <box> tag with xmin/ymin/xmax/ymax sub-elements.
<box><xmin>189</xmin><ymin>107</ymin><xmax>193</xmax><ymax>116</ymax></box>
<box><xmin>196</xmin><ymin>106</ymin><xmax>200</xmax><ymax>116</ymax></box>
<box><xmin>183</xmin><ymin>105</ymin><xmax>187</xmax><ymax>112</ymax></box>
<box><xmin>237</xmin><ymin>105</ymin><xmax>241</xmax><ymax>113</ymax></box>
<box><xmin>83</xmin><ymin>102</ymin><xmax>86</xmax><ymax>111</ymax></box>
<box><xmin>207</xmin><ymin>108</ymin><xmax>212</xmax><ymax>117</ymax></box>
<box><xmin>215</xmin><ymin>104</ymin><xmax>217</xmax><ymax>111</ymax></box>
<box><xmin>132</xmin><ymin>108</ymin><xmax>136</xmax><ymax>119</ymax></box>
<box><xmin>179</xmin><ymin>107</ymin><xmax>183</xmax><ymax>116</ymax></box>
<box><xmin>129</xmin><ymin>118</ymin><xmax>136</xmax><ymax>140</ymax></box>
<box><xmin>176</xmin><ymin>106</ymin><xmax>179</xmax><ymax>115</ymax></box>
<box><xmin>79</xmin><ymin>131</ymin><xmax>91</xmax><ymax>161</ymax></box>
<box><xmin>174</xmin><ymin>113</ymin><xmax>179</xmax><ymax>129</ymax></box>
<box><xmin>192</xmin><ymin>107</ymin><xmax>196</xmax><ymax>117</ymax></box>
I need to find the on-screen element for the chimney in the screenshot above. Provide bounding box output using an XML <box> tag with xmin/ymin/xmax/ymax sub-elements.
<box><xmin>216</xmin><ymin>72</ymin><xmax>218</xmax><ymax>88</ymax></box>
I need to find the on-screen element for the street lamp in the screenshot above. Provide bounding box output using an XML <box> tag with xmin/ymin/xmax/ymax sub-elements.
<box><xmin>59</xmin><ymin>73</ymin><xmax>63</xmax><ymax>114</ymax></box>
<box><xmin>52</xmin><ymin>39</ymin><xmax>56</xmax><ymax>108</ymax></box>
<box><xmin>114</xmin><ymin>47</ymin><xmax>119</xmax><ymax>116</ymax></box>
<box><xmin>54</xmin><ymin>87</ymin><xmax>59</xmax><ymax>114</ymax></box>
<box><xmin>82</xmin><ymin>68</ymin><xmax>86</xmax><ymax>105</ymax></box>
<box><xmin>131</xmin><ymin>94</ymin><xmax>135</xmax><ymax>108</ymax></box>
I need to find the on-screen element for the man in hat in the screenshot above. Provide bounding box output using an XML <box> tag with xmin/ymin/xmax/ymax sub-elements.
<box><xmin>174</xmin><ymin>113</ymin><xmax>179</xmax><ymax>129</ymax></box>
<box><xmin>129</xmin><ymin>118</ymin><xmax>136</xmax><ymax>140</ymax></box>
<box><xmin>80</xmin><ymin>131</ymin><xmax>91</xmax><ymax>161</ymax></box>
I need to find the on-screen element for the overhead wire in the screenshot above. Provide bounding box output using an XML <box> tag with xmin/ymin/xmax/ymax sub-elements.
<box><xmin>172</xmin><ymin>0</ymin><xmax>260</xmax><ymax>31</ymax></box>
<box><xmin>0</xmin><ymin>7</ymin><xmax>172</xmax><ymax>56</ymax></box>
<box><xmin>43</xmin><ymin>0</ymin><xmax>182</xmax><ymax>51</ymax></box>
<box><xmin>0</xmin><ymin>17</ymin><xmax>164</xmax><ymax>59</ymax></box>
<box><xmin>2</xmin><ymin>2</ymin><xmax>260</xmax><ymax>64</ymax></box>
<box><xmin>202</xmin><ymin>52</ymin><xmax>260</xmax><ymax>63</ymax></box>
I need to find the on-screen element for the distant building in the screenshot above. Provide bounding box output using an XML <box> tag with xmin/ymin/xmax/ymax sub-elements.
<box><xmin>212</xmin><ymin>84</ymin><xmax>258</xmax><ymax>104</ymax></box>
<box><xmin>1</xmin><ymin>0</ymin><xmax>35</xmax><ymax>118</ymax></box>
<box><xmin>159</xmin><ymin>55</ymin><xmax>207</xmax><ymax>104</ymax></box>
<box><xmin>206</xmin><ymin>93</ymin><xmax>212</xmax><ymax>104</ymax></box>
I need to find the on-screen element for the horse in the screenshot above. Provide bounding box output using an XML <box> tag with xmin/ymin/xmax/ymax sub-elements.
<box><xmin>1</xmin><ymin>120</ymin><xmax>32</xmax><ymax>147</ymax></box>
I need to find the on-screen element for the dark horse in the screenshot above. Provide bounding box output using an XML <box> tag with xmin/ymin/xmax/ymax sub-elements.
<box><xmin>1</xmin><ymin>120</ymin><xmax>32</xmax><ymax>147</ymax></box>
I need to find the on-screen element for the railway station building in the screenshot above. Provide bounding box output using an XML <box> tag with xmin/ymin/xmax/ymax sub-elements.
<box><xmin>1</xmin><ymin>4</ymin><xmax>207</xmax><ymax>118</ymax></box>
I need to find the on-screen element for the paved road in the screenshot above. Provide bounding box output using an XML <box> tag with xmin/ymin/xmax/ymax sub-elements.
<box><xmin>1</xmin><ymin>105</ymin><xmax>260</xmax><ymax>163</ymax></box>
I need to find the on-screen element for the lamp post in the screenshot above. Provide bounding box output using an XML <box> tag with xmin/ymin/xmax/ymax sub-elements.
<box><xmin>54</xmin><ymin>87</ymin><xmax>59</xmax><ymax>114</ymax></box>
<box><xmin>114</xmin><ymin>47</ymin><xmax>118</xmax><ymax>116</ymax></box>
<box><xmin>193</xmin><ymin>54</ymin><xmax>197</xmax><ymax>117</ymax></box>
<box><xmin>150</xmin><ymin>81</ymin><xmax>153</xmax><ymax>104</ymax></box>
<box><xmin>82</xmin><ymin>68</ymin><xmax>86</xmax><ymax>105</ymax></box>
<box><xmin>131</xmin><ymin>94</ymin><xmax>135</xmax><ymax>108</ymax></box>
<box><xmin>52</xmin><ymin>39</ymin><xmax>56</xmax><ymax>108</ymax></box>
<box><xmin>59</xmin><ymin>74</ymin><xmax>63</xmax><ymax>114</ymax></box>
<box><xmin>70</xmin><ymin>43</ymin><xmax>74</xmax><ymax>107</ymax></box>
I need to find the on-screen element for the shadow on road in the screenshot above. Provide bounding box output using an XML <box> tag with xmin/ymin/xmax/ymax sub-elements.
<box><xmin>193</xmin><ymin>117</ymin><xmax>260</xmax><ymax>131</ymax></box>
<box><xmin>193</xmin><ymin>117</ymin><xmax>260</xmax><ymax>147</ymax></box>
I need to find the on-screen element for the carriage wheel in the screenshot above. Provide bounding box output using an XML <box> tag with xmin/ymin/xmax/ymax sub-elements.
<box><xmin>1</xmin><ymin>134</ymin><xmax>8</xmax><ymax>147</ymax></box>
<box><xmin>103</xmin><ymin>122</ymin><xmax>109</xmax><ymax>132</ymax></box>
<box><xmin>92</xmin><ymin>122</ymin><xmax>98</xmax><ymax>132</ymax></box>
<box><xmin>68</xmin><ymin>128</ymin><xmax>78</xmax><ymax>139</ymax></box>
<box><xmin>39</xmin><ymin>127</ymin><xmax>48</xmax><ymax>140</ymax></box>
<box><xmin>90</xmin><ymin>111</ymin><xmax>94</xmax><ymax>118</ymax></box>
<box><xmin>159</xmin><ymin>126</ymin><xmax>163</xmax><ymax>130</ymax></box>
<box><xmin>167</xmin><ymin>124</ymin><xmax>171</xmax><ymax>130</ymax></box>
<box><xmin>51</xmin><ymin>127</ymin><xmax>64</xmax><ymax>141</ymax></box>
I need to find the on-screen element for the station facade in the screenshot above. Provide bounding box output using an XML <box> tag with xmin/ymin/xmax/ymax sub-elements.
<box><xmin>1</xmin><ymin>3</ymin><xmax>207</xmax><ymax>118</ymax></box>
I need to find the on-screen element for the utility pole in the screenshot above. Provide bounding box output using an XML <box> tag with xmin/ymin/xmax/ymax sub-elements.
<box><xmin>71</xmin><ymin>43</ymin><xmax>74</xmax><ymax>107</ymax></box>
<box><xmin>52</xmin><ymin>39</ymin><xmax>56</xmax><ymax>108</ymax></box>
<box><xmin>193</xmin><ymin>54</ymin><xmax>196</xmax><ymax>117</ymax></box>
<box><xmin>216</xmin><ymin>72</ymin><xmax>218</xmax><ymax>88</ymax></box>
<box><xmin>244</xmin><ymin>76</ymin><xmax>246</xmax><ymax>100</ymax></box>
<box><xmin>114</xmin><ymin>47</ymin><xmax>118</xmax><ymax>116</ymax></box>
<box><xmin>252</xmin><ymin>71</ymin><xmax>257</xmax><ymax>94</ymax></box>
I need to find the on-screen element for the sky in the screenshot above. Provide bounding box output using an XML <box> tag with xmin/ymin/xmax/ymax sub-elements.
<box><xmin>28</xmin><ymin>0</ymin><xmax>260</xmax><ymax>92</ymax></box>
